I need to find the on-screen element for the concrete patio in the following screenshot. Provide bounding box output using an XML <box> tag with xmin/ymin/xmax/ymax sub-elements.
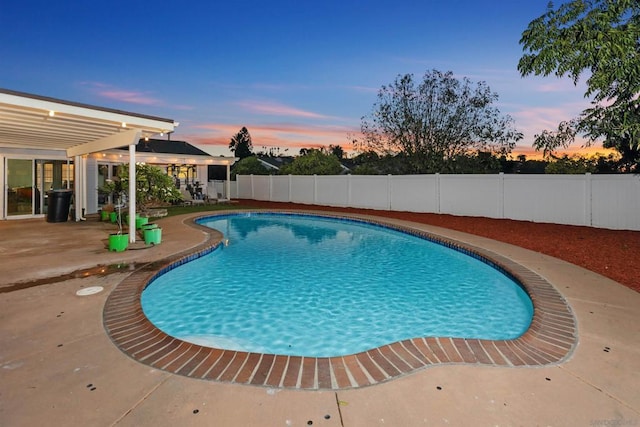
<box><xmin>1</xmin><ymin>212</ymin><xmax>638</xmax><ymax>426</ymax></box>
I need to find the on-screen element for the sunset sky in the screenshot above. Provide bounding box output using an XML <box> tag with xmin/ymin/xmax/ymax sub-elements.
<box><xmin>1</xmin><ymin>0</ymin><xmax>604</xmax><ymax>158</ymax></box>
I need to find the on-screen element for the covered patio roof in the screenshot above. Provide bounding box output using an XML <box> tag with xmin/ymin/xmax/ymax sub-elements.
<box><xmin>0</xmin><ymin>88</ymin><xmax>178</xmax><ymax>242</ymax></box>
<box><xmin>0</xmin><ymin>88</ymin><xmax>177</xmax><ymax>156</ymax></box>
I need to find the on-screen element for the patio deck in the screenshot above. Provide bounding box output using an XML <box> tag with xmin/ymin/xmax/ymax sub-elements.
<box><xmin>0</xmin><ymin>211</ymin><xmax>638</xmax><ymax>426</ymax></box>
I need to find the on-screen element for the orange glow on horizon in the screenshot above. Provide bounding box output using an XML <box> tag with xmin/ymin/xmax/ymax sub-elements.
<box><xmin>511</xmin><ymin>144</ymin><xmax>617</xmax><ymax>160</ymax></box>
<box><xmin>182</xmin><ymin>121</ymin><xmax>615</xmax><ymax>160</ymax></box>
<box><xmin>186</xmin><ymin>122</ymin><xmax>357</xmax><ymax>154</ymax></box>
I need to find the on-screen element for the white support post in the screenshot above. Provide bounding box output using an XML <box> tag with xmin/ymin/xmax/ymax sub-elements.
<box><xmin>128</xmin><ymin>144</ymin><xmax>136</xmax><ymax>243</ymax></box>
<box><xmin>347</xmin><ymin>174</ymin><xmax>352</xmax><ymax>208</ymax></box>
<box><xmin>584</xmin><ymin>172</ymin><xmax>592</xmax><ymax>227</ymax></box>
<box><xmin>74</xmin><ymin>156</ymin><xmax>83</xmax><ymax>221</ymax></box>
<box><xmin>269</xmin><ymin>174</ymin><xmax>273</xmax><ymax>201</ymax></box>
<box><xmin>0</xmin><ymin>155</ymin><xmax>4</xmax><ymax>220</ymax></box>
<box><xmin>81</xmin><ymin>156</ymin><xmax>87</xmax><ymax>218</ymax></box>
<box><xmin>435</xmin><ymin>173</ymin><xmax>441</xmax><ymax>214</ymax></box>
<box><xmin>226</xmin><ymin>164</ymin><xmax>231</xmax><ymax>201</ymax></box>
<box><xmin>498</xmin><ymin>172</ymin><xmax>505</xmax><ymax>219</ymax></box>
<box><xmin>313</xmin><ymin>174</ymin><xmax>318</xmax><ymax>205</ymax></box>
<box><xmin>387</xmin><ymin>174</ymin><xmax>392</xmax><ymax>210</ymax></box>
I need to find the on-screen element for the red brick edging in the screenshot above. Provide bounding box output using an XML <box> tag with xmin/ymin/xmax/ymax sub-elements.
<box><xmin>103</xmin><ymin>211</ymin><xmax>577</xmax><ymax>390</ymax></box>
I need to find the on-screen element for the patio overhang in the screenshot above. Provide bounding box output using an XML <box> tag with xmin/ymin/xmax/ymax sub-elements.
<box><xmin>0</xmin><ymin>89</ymin><xmax>178</xmax><ymax>242</ymax></box>
<box><xmin>0</xmin><ymin>89</ymin><xmax>176</xmax><ymax>155</ymax></box>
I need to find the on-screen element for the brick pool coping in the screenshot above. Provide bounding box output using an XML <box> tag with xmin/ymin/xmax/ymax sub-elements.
<box><xmin>103</xmin><ymin>210</ymin><xmax>577</xmax><ymax>390</ymax></box>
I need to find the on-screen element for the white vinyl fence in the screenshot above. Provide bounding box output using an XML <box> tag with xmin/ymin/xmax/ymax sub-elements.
<box><xmin>234</xmin><ymin>173</ymin><xmax>640</xmax><ymax>231</ymax></box>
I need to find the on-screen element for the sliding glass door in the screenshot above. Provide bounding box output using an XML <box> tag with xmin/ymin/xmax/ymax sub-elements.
<box><xmin>36</xmin><ymin>160</ymin><xmax>74</xmax><ymax>215</ymax></box>
<box><xmin>6</xmin><ymin>159</ymin><xmax>34</xmax><ymax>217</ymax></box>
<box><xmin>4</xmin><ymin>158</ymin><xmax>74</xmax><ymax>218</ymax></box>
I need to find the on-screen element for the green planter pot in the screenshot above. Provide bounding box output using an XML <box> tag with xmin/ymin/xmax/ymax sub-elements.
<box><xmin>135</xmin><ymin>216</ymin><xmax>149</xmax><ymax>229</ymax></box>
<box><xmin>139</xmin><ymin>223</ymin><xmax>157</xmax><ymax>239</ymax></box>
<box><xmin>143</xmin><ymin>228</ymin><xmax>162</xmax><ymax>245</ymax></box>
<box><xmin>141</xmin><ymin>223</ymin><xmax>158</xmax><ymax>231</ymax></box>
<box><xmin>124</xmin><ymin>213</ymin><xmax>139</xmax><ymax>224</ymax></box>
<box><xmin>109</xmin><ymin>212</ymin><xmax>118</xmax><ymax>223</ymax></box>
<box><xmin>108</xmin><ymin>233</ymin><xmax>129</xmax><ymax>252</ymax></box>
<box><xmin>100</xmin><ymin>210</ymin><xmax>110</xmax><ymax>221</ymax></box>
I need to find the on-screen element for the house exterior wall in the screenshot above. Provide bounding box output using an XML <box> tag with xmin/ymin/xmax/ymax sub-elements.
<box><xmin>1</xmin><ymin>148</ymin><xmax>232</xmax><ymax>218</ymax></box>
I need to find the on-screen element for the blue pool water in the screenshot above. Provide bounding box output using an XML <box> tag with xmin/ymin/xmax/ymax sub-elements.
<box><xmin>141</xmin><ymin>213</ymin><xmax>533</xmax><ymax>357</ymax></box>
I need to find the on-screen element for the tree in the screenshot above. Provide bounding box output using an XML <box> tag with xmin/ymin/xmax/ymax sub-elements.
<box><xmin>279</xmin><ymin>149</ymin><xmax>343</xmax><ymax>175</ymax></box>
<box><xmin>448</xmin><ymin>151</ymin><xmax>503</xmax><ymax>174</ymax></box>
<box><xmin>355</xmin><ymin>69</ymin><xmax>522</xmax><ymax>173</ymax></box>
<box><xmin>518</xmin><ymin>0</ymin><xmax>640</xmax><ymax>172</ymax></box>
<box><xmin>349</xmin><ymin>151</ymin><xmax>422</xmax><ymax>175</ymax></box>
<box><xmin>329</xmin><ymin>144</ymin><xmax>344</xmax><ymax>160</ymax></box>
<box><xmin>231</xmin><ymin>156</ymin><xmax>270</xmax><ymax>179</ymax></box>
<box><xmin>229</xmin><ymin>127</ymin><xmax>254</xmax><ymax>159</ymax></box>
<box><xmin>99</xmin><ymin>163</ymin><xmax>181</xmax><ymax>210</ymax></box>
<box><xmin>544</xmin><ymin>155</ymin><xmax>597</xmax><ymax>174</ymax></box>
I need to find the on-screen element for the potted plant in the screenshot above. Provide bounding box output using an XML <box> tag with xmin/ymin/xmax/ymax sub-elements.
<box><xmin>100</xmin><ymin>203</ymin><xmax>114</xmax><ymax>221</ymax></box>
<box><xmin>99</xmin><ymin>178</ymin><xmax>129</xmax><ymax>251</ymax></box>
<box><xmin>108</xmin><ymin>227</ymin><xmax>129</xmax><ymax>252</ymax></box>
<box><xmin>99</xmin><ymin>164</ymin><xmax>181</xmax><ymax>247</ymax></box>
<box><xmin>98</xmin><ymin>178</ymin><xmax>124</xmax><ymax>223</ymax></box>
<box><xmin>141</xmin><ymin>222</ymin><xmax>162</xmax><ymax>245</ymax></box>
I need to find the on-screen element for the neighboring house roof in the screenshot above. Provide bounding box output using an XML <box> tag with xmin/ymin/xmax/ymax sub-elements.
<box><xmin>257</xmin><ymin>155</ymin><xmax>294</xmax><ymax>170</ymax></box>
<box><xmin>338</xmin><ymin>163</ymin><xmax>351</xmax><ymax>174</ymax></box>
<box><xmin>257</xmin><ymin>155</ymin><xmax>352</xmax><ymax>174</ymax></box>
<box><xmin>118</xmin><ymin>138</ymin><xmax>211</xmax><ymax>156</ymax></box>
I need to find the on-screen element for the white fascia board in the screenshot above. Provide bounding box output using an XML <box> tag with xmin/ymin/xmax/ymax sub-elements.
<box><xmin>0</xmin><ymin>92</ymin><xmax>176</xmax><ymax>133</ymax></box>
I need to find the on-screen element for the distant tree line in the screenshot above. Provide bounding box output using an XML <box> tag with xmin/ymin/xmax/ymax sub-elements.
<box><xmin>345</xmin><ymin>151</ymin><xmax>621</xmax><ymax>175</ymax></box>
<box><xmin>227</xmin><ymin>125</ymin><xmax>623</xmax><ymax>178</ymax></box>
<box><xmin>228</xmin><ymin>126</ymin><xmax>344</xmax><ymax>177</ymax></box>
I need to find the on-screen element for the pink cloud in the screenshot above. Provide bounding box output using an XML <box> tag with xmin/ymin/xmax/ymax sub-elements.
<box><xmin>520</xmin><ymin>75</ymin><xmax>590</xmax><ymax>94</ymax></box>
<box><xmin>536</xmin><ymin>81</ymin><xmax>577</xmax><ymax>93</ymax></box>
<box><xmin>98</xmin><ymin>90</ymin><xmax>163</xmax><ymax>106</ymax></box>
<box><xmin>172</xmin><ymin>104</ymin><xmax>195</xmax><ymax>111</ymax></box>
<box><xmin>79</xmin><ymin>81</ymin><xmax>166</xmax><ymax>107</ymax></box>
<box><xmin>512</xmin><ymin>106</ymin><xmax>576</xmax><ymax>133</ymax></box>
<box><xmin>345</xmin><ymin>85</ymin><xmax>379</xmax><ymax>94</ymax></box>
<box><xmin>235</xmin><ymin>101</ymin><xmax>330</xmax><ymax>119</ymax></box>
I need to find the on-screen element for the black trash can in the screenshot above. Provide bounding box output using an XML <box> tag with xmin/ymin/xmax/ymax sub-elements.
<box><xmin>46</xmin><ymin>189</ymin><xmax>73</xmax><ymax>223</ymax></box>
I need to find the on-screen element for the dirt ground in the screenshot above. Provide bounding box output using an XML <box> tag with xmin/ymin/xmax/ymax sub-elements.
<box><xmin>239</xmin><ymin>200</ymin><xmax>640</xmax><ymax>293</ymax></box>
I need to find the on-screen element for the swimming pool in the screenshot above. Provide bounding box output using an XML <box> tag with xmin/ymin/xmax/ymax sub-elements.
<box><xmin>141</xmin><ymin>213</ymin><xmax>533</xmax><ymax>357</ymax></box>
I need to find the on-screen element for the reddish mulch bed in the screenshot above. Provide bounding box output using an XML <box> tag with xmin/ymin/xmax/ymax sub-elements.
<box><xmin>238</xmin><ymin>200</ymin><xmax>640</xmax><ymax>293</ymax></box>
